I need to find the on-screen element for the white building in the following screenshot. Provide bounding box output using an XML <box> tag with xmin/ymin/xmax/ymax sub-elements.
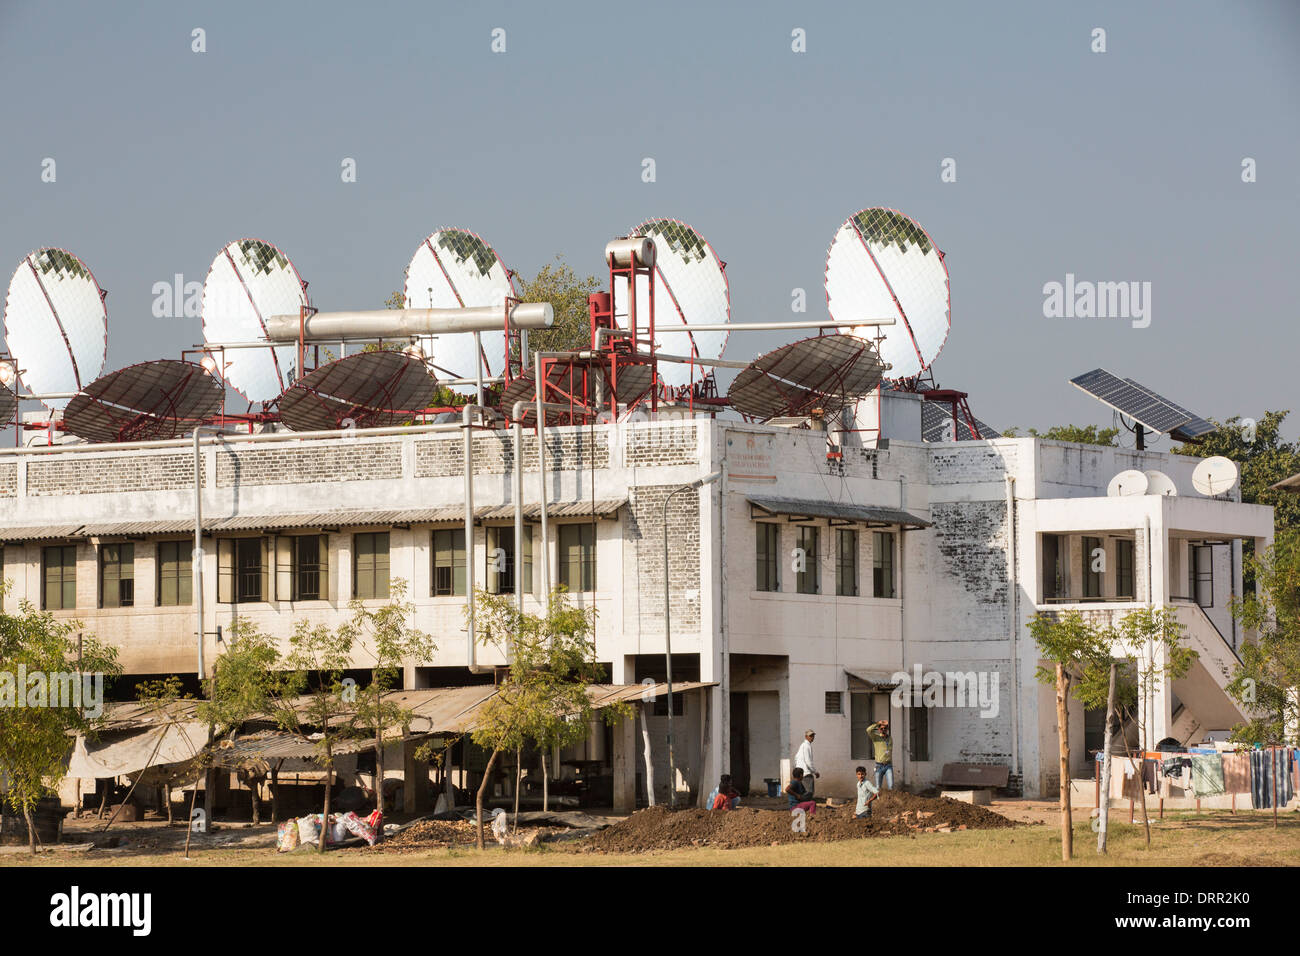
<box><xmin>0</xmin><ymin>389</ymin><xmax>1272</xmax><ymax>805</ymax></box>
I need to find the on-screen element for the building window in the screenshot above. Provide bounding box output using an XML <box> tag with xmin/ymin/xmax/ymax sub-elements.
<box><xmin>1115</xmin><ymin>538</ymin><xmax>1135</xmax><ymax>599</ymax></box>
<box><xmin>825</xmin><ymin>691</ymin><xmax>843</xmax><ymax>715</ymax></box>
<box><xmin>1042</xmin><ymin>534</ymin><xmax>1064</xmax><ymax>601</ymax></box>
<box><xmin>796</xmin><ymin>526</ymin><xmax>820</xmax><ymax>594</ymax></box>
<box><xmin>99</xmin><ymin>543</ymin><xmax>134</xmax><ymax>608</ymax></box>
<box><xmin>274</xmin><ymin>535</ymin><xmax>329</xmax><ymax>601</ymax></box>
<box><xmin>354</xmin><ymin>532</ymin><xmax>390</xmax><ymax>600</ymax></box>
<box><xmin>1082</xmin><ymin>536</ymin><xmax>1102</xmax><ymax>599</ymax></box>
<box><xmin>43</xmin><ymin>544</ymin><xmax>77</xmax><ymax>610</ymax></box>
<box><xmin>486</xmin><ymin>525</ymin><xmax>532</xmax><ymax>596</ymax></box>
<box><xmin>850</xmin><ymin>691</ymin><xmax>891</xmax><ymax>761</ymax></box>
<box><xmin>218</xmin><ymin>538</ymin><xmax>269</xmax><ymax>604</ymax></box>
<box><xmin>1191</xmin><ymin>545</ymin><xmax>1214</xmax><ymax>608</ymax></box>
<box><xmin>836</xmin><ymin>528</ymin><xmax>858</xmax><ymax>597</ymax></box>
<box><xmin>432</xmin><ymin>529</ymin><xmax>466</xmax><ymax>596</ymax></box>
<box><xmin>557</xmin><ymin>523</ymin><xmax>596</xmax><ymax>593</ymax></box>
<box><xmin>909</xmin><ymin>706</ymin><xmax>931</xmax><ymax>761</ymax></box>
<box><xmin>755</xmin><ymin>524</ymin><xmax>779</xmax><ymax>592</ymax></box>
<box><xmin>873</xmin><ymin>531</ymin><xmax>896</xmax><ymax>598</ymax></box>
<box><xmin>157</xmin><ymin>540</ymin><xmax>193</xmax><ymax>607</ymax></box>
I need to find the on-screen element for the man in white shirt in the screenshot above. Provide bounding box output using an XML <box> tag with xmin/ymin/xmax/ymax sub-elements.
<box><xmin>794</xmin><ymin>729</ymin><xmax>819</xmax><ymax>798</ymax></box>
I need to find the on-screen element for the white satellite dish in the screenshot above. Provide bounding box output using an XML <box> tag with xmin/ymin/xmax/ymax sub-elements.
<box><xmin>403</xmin><ymin>227</ymin><xmax>515</xmax><ymax>395</ymax></box>
<box><xmin>201</xmin><ymin>238</ymin><xmax>308</xmax><ymax>404</ymax></box>
<box><xmin>614</xmin><ymin>218</ymin><xmax>730</xmax><ymax>391</ymax></box>
<box><xmin>1144</xmin><ymin>470</ymin><xmax>1178</xmax><ymax>496</ymax></box>
<box><xmin>4</xmin><ymin>248</ymin><xmax>109</xmax><ymax>410</ymax></box>
<box><xmin>1107</xmin><ymin>469</ymin><xmax>1149</xmax><ymax>497</ymax></box>
<box><xmin>1192</xmin><ymin>456</ymin><xmax>1238</xmax><ymax>497</ymax></box>
<box><xmin>825</xmin><ymin>207</ymin><xmax>950</xmax><ymax>384</ymax></box>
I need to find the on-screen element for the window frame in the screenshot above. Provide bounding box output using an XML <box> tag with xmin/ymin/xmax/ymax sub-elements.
<box><xmin>556</xmin><ymin>522</ymin><xmax>596</xmax><ymax>593</ymax></box>
<box><xmin>1082</xmin><ymin>536</ymin><xmax>1102</xmax><ymax>599</ymax></box>
<box><xmin>353</xmin><ymin>531</ymin><xmax>391</xmax><ymax>601</ymax></box>
<box><xmin>99</xmin><ymin>542</ymin><xmax>135</xmax><ymax>609</ymax></box>
<box><xmin>755</xmin><ymin>523</ymin><xmax>779</xmax><ymax>592</ymax></box>
<box><xmin>42</xmin><ymin>543</ymin><xmax>77</xmax><ymax>611</ymax></box>
<box><xmin>432</xmin><ymin>527</ymin><xmax>466</xmax><ymax>597</ymax></box>
<box><xmin>156</xmin><ymin>539</ymin><xmax>193</xmax><ymax>607</ymax></box>
<box><xmin>485</xmin><ymin>524</ymin><xmax>533</xmax><ymax>596</ymax></box>
<box><xmin>796</xmin><ymin>525</ymin><xmax>820</xmax><ymax>595</ymax></box>
<box><xmin>873</xmin><ymin>531</ymin><xmax>896</xmax><ymax>599</ymax></box>
<box><xmin>836</xmin><ymin>528</ymin><xmax>858</xmax><ymax>597</ymax></box>
<box><xmin>1115</xmin><ymin>538</ymin><xmax>1135</xmax><ymax>599</ymax></box>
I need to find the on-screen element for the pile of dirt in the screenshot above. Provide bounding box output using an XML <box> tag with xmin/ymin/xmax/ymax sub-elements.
<box><xmin>583</xmin><ymin>791</ymin><xmax>1015</xmax><ymax>853</ymax></box>
<box><xmin>368</xmin><ymin>818</ymin><xmax>479</xmax><ymax>853</ymax></box>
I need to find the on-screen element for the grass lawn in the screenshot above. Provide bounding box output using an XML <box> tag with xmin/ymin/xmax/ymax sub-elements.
<box><xmin>5</xmin><ymin>809</ymin><xmax>1298</xmax><ymax>867</ymax></box>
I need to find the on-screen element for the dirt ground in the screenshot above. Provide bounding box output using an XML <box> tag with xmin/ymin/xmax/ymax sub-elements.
<box><xmin>584</xmin><ymin>791</ymin><xmax>1016</xmax><ymax>853</ymax></box>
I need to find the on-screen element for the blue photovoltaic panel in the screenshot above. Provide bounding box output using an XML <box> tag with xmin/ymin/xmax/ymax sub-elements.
<box><xmin>1069</xmin><ymin>368</ymin><xmax>1216</xmax><ymax>441</ymax></box>
<box><xmin>920</xmin><ymin>401</ymin><xmax>1001</xmax><ymax>442</ymax></box>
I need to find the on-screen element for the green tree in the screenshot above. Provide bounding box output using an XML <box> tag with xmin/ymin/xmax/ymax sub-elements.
<box><xmin>348</xmin><ymin>579</ymin><xmax>434</xmax><ymax>819</ymax></box>
<box><xmin>516</xmin><ymin>257</ymin><xmax>603</xmax><ymax>354</ymax></box>
<box><xmin>1029</xmin><ymin>609</ymin><xmax>1113</xmax><ymax>861</ymax></box>
<box><xmin>467</xmin><ymin>588</ymin><xmax>629</xmax><ymax>849</ymax></box>
<box><xmin>1226</xmin><ymin>529</ymin><xmax>1300</xmax><ymax>745</ymax></box>
<box><xmin>0</xmin><ymin>597</ymin><xmax>120</xmax><ymax>854</ymax></box>
<box><xmin>1002</xmin><ymin>424</ymin><xmax>1119</xmax><ymax>446</ymax></box>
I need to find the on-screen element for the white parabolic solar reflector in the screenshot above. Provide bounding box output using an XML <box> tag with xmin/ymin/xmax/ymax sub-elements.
<box><xmin>404</xmin><ymin>228</ymin><xmax>515</xmax><ymax>394</ymax></box>
<box><xmin>202</xmin><ymin>239</ymin><xmax>308</xmax><ymax>404</ymax></box>
<box><xmin>614</xmin><ymin>218</ymin><xmax>730</xmax><ymax>390</ymax></box>
<box><xmin>4</xmin><ymin>248</ymin><xmax>108</xmax><ymax>410</ymax></box>
<box><xmin>825</xmin><ymin>207</ymin><xmax>950</xmax><ymax>382</ymax></box>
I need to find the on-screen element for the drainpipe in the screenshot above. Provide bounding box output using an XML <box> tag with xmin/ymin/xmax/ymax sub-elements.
<box><xmin>897</xmin><ymin>476</ymin><xmax>907</xmax><ymax>787</ymax></box>
<box><xmin>1005</xmin><ymin>475</ymin><xmax>1020</xmax><ymax>779</ymax></box>
<box><xmin>464</xmin><ymin>405</ymin><xmax>498</xmax><ymax>674</ymax></box>
<box><xmin>512</xmin><ymin>402</ymin><xmax>527</xmax><ymax>620</ymax></box>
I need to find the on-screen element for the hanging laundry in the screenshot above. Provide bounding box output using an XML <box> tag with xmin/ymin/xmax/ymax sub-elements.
<box><xmin>1249</xmin><ymin>750</ymin><xmax>1294</xmax><ymax>808</ymax></box>
<box><xmin>1142</xmin><ymin>758</ymin><xmax>1160</xmax><ymax>795</ymax></box>
<box><xmin>1190</xmin><ymin>754</ymin><xmax>1225</xmax><ymax>797</ymax></box>
<box><xmin>1222</xmin><ymin>752</ymin><xmax>1250</xmax><ymax>794</ymax></box>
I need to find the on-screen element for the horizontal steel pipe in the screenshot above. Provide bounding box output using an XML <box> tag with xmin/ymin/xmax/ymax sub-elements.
<box><xmin>264</xmin><ymin>303</ymin><xmax>553</xmax><ymax>342</ymax></box>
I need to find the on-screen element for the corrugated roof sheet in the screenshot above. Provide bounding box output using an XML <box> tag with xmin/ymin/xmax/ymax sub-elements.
<box><xmin>0</xmin><ymin>525</ymin><xmax>83</xmax><ymax>541</ymax></box>
<box><xmin>748</xmin><ymin>497</ymin><xmax>931</xmax><ymax>528</ymax></box>
<box><xmin>208</xmin><ymin>730</ymin><xmax>377</xmax><ymax>769</ymax></box>
<box><xmin>477</xmin><ymin>498</ymin><xmax>626</xmax><ymax>521</ymax></box>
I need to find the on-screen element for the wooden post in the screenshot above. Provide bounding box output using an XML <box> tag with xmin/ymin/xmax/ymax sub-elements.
<box><xmin>1094</xmin><ymin>758</ymin><xmax>1099</xmax><ymax>810</ymax></box>
<box><xmin>1129</xmin><ymin>795</ymin><xmax>1134</xmax><ymax>823</ymax></box>
<box><xmin>1055</xmin><ymin>663</ymin><xmax>1072</xmax><ymax>861</ymax></box>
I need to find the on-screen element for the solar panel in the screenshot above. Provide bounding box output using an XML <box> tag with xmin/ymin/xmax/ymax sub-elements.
<box><xmin>1069</xmin><ymin>368</ymin><xmax>1216</xmax><ymax>441</ymax></box>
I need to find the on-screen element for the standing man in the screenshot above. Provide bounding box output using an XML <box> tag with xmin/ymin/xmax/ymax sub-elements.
<box><xmin>866</xmin><ymin>719</ymin><xmax>893</xmax><ymax>791</ymax></box>
<box><xmin>794</xmin><ymin>729</ymin><xmax>819</xmax><ymax>799</ymax></box>
<box><xmin>854</xmin><ymin>766</ymin><xmax>879</xmax><ymax>819</ymax></box>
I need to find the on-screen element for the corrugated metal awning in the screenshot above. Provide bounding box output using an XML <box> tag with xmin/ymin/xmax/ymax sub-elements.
<box><xmin>748</xmin><ymin>497</ymin><xmax>931</xmax><ymax>528</ymax></box>
<box><xmin>1271</xmin><ymin>471</ymin><xmax>1300</xmax><ymax>492</ymax></box>
<box><xmin>845</xmin><ymin>669</ymin><xmax>901</xmax><ymax>691</ymax></box>
<box><xmin>477</xmin><ymin>498</ymin><xmax>627</xmax><ymax>521</ymax></box>
<box><xmin>0</xmin><ymin>525</ymin><xmax>83</xmax><ymax>542</ymax></box>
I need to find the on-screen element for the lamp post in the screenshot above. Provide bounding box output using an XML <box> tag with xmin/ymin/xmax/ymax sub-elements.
<box><xmin>662</xmin><ymin>469</ymin><xmax>721</xmax><ymax>809</ymax></box>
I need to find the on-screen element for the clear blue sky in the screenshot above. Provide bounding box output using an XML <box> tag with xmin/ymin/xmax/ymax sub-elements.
<box><xmin>2</xmin><ymin>0</ymin><xmax>1297</xmax><ymax>444</ymax></box>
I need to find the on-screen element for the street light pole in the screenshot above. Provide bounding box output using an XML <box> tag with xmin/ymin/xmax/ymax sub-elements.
<box><xmin>662</xmin><ymin>470</ymin><xmax>721</xmax><ymax>809</ymax></box>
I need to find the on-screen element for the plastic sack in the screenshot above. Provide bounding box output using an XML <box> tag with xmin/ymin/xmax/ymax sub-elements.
<box><xmin>341</xmin><ymin>810</ymin><xmax>378</xmax><ymax>846</ymax></box>
<box><xmin>297</xmin><ymin>814</ymin><xmax>321</xmax><ymax>844</ymax></box>
<box><xmin>276</xmin><ymin>819</ymin><xmax>300</xmax><ymax>852</ymax></box>
<box><xmin>331</xmin><ymin>816</ymin><xmax>349</xmax><ymax>843</ymax></box>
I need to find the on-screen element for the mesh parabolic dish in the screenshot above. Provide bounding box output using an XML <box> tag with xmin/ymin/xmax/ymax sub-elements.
<box><xmin>62</xmin><ymin>359</ymin><xmax>225</xmax><ymax>443</ymax></box>
<box><xmin>613</xmin><ymin>219</ymin><xmax>730</xmax><ymax>390</ymax></box>
<box><xmin>278</xmin><ymin>351</ymin><xmax>438</xmax><ymax>432</ymax></box>
<box><xmin>403</xmin><ymin>228</ymin><xmax>516</xmax><ymax>394</ymax></box>
<box><xmin>201</xmin><ymin>238</ymin><xmax>308</xmax><ymax>404</ymax></box>
<box><xmin>0</xmin><ymin>386</ymin><xmax>16</xmax><ymax>427</ymax></box>
<box><xmin>727</xmin><ymin>335</ymin><xmax>885</xmax><ymax>420</ymax></box>
<box><xmin>824</xmin><ymin>208</ymin><xmax>950</xmax><ymax>383</ymax></box>
<box><xmin>4</xmin><ymin>248</ymin><xmax>108</xmax><ymax>410</ymax></box>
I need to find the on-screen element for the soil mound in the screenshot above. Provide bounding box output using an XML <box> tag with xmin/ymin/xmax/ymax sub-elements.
<box><xmin>583</xmin><ymin>791</ymin><xmax>1014</xmax><ymax>853</ymax></box>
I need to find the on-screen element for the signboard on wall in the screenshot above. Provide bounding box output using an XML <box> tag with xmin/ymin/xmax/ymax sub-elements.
<box><xmin>726</xmin><ymin>432</ymin><xmax>777</xmax><ymax>483</ymax></box>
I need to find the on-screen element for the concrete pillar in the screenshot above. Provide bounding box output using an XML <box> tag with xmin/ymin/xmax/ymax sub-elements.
<box><xmin>402</xmin><ymin>738</ymin><xmax>429</xmax><ymax>814</ymax></box>
<box><xmin>612</xmin><ymin>712</ymin><xmax>637</xmax><ymax>813</ymax></box>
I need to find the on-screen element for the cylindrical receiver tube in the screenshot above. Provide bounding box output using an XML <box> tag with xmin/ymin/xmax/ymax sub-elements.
<box><xmin>264</xmin><ymin>303</ymin><xmax>553</xmax><ymax>342</ymax></box>
<box><xmin>604</xmin><ymin>237</ymin><xmax>655</xmax><ymax>268</ymax></box>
